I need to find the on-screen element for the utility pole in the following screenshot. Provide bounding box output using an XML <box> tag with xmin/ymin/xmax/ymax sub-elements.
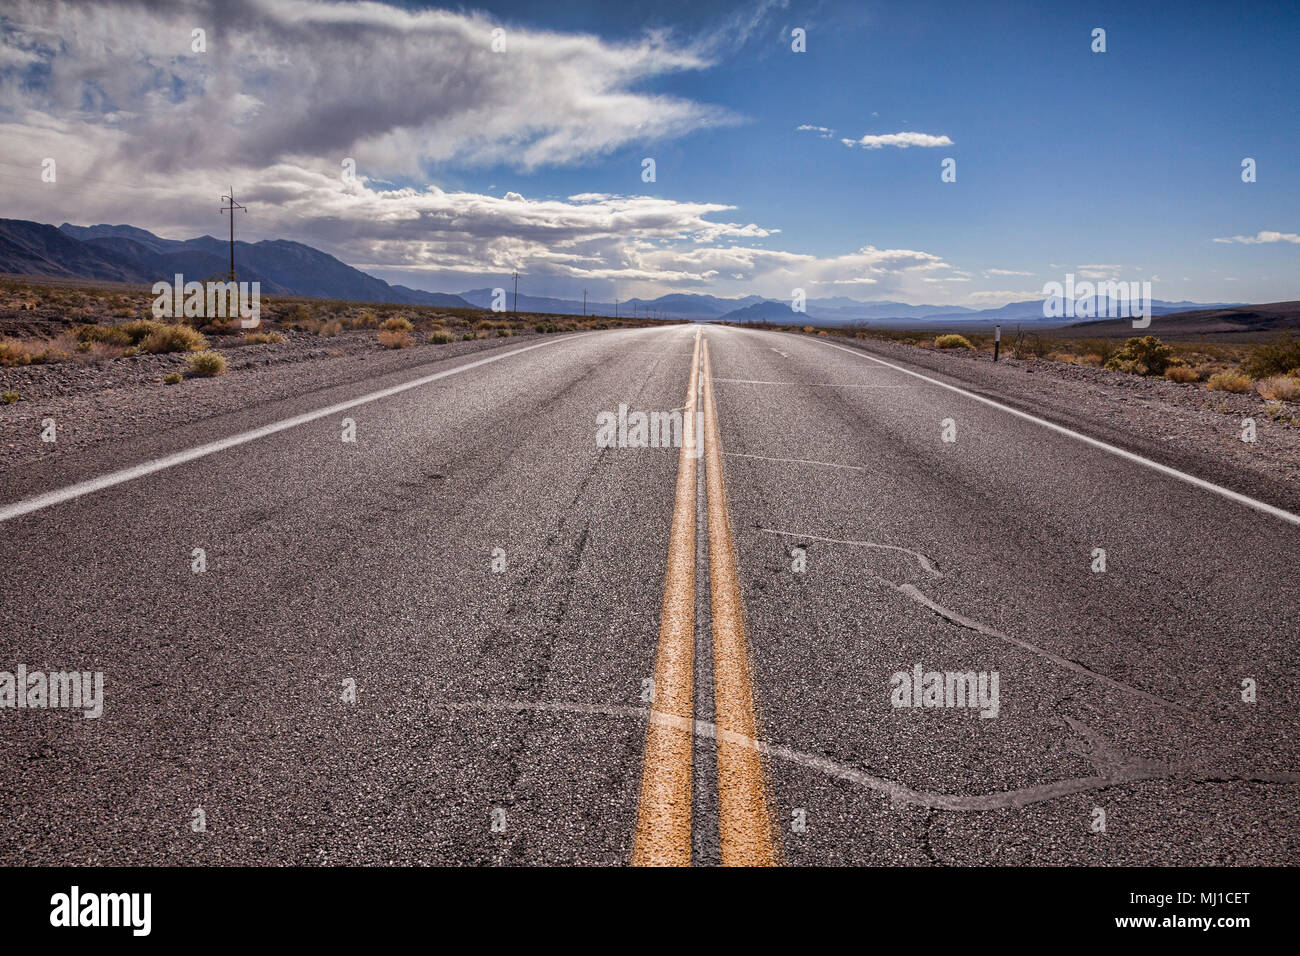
<box><xmin>512</xmin><ymin>271</ymin><xmax>519</xmax><ymax>313</ymax></box>
<box><xmin>615</xmin><ymin>299</ymin><xmax>619</xmax><ymax>319</ymax></box>
<box><xmin>220</xmin><ymin>186</ymin><xmax>247</xmax><ymax>282</ymax></box>
<box><xmin>583</xmin><ymin>290</ymin><xmax>587</xmax><ymax>316</ymax></box>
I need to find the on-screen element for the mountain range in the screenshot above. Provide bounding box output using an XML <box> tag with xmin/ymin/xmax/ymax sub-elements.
<box><xmin>0</xmin><ymin>219</ymin><xmax>473</xmax><ymax>308</ymax></box>
<box><xmin>0</xmin><ymin>219</ymin><xmax>1240</xmax><ymax>325</ymax></box>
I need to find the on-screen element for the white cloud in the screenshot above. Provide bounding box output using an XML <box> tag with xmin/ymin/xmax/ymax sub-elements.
<box><xmin>1213</xmin><ymin>231</ymin><xmax>1300</xmax><ymax>244</ymax></box>
<box><xmin>796</xmin><ymin>124</ymin><xmax>835</xmax><ymax>138</ymax></box>
<box><xmin>841</xmin><ymin>132</ymin><xmax>953</xmax><ymax>149</ymax></box>
<box><xmin>0</xmin><ymin>0</ymin><xmax>968</xmax><ymax>301</ymax></box>
<box><xmin>984</xmin><ymin>268</ymin><xmax>1032</xmax><ymax>276</ymax></box>
<box><xmin>0</xmin><ymin>0</ymin><xmax>736</xmax><ymax>175</ymax></box>
<box><xmin>1075</xmin><ymin>263</ymin><xmax>1129</xmax><ymax>280</ymax></box>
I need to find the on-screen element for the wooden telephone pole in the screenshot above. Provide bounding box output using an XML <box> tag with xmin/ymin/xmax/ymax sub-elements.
<box><xmin>220</xmin><ymin>187</ymin><xmax>247</xmax><ymax>282</ymax></box>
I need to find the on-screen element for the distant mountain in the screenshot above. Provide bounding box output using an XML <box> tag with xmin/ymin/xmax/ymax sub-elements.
<box><xmin>715</xmin><ymin>300</ymin><xmax>805</xmax><ymax>323</ymax></box>
<box><xmin>0</xmin><ymin>219</ymin><xmax>474</xmax><ymax>308</ymax></box>
<box><xmin>623</xmin><ymin>293</ymin><xmax>766</xmax><ymax>317</ymax></box>
<box><xmin>2</xmin><ymin>219</ymin><xmax>1247</xmax><ymax>321</ymax></box>
<box><xmin>455</xmin><ymin>288</ymin><xmax>765</xmax><ymax>318</ymax></box>
<box><xmin>716</xmin><ymin>297</ymin><xmax>977</xmax><ymax>325</ymax></box>
<box><xmin>1068</xmin><ymin>301</ymin><xmax>1300</xmax><ymax>336</ymax></box>
<box><xmin>0</xmin><ymin>219</ymin><xmax>156</xmax><ymax>283</ymax></box>
<box><xmin>457</xmin><ymin>288</ymin><xmax>601</xmax><ymax>315</ymax></box>
<box><xmin>915</xmin><ymin>297</ymin><xmax>1245</xmax><ymax>326</ymax></box>
<box><xmin>717</xmin><ymin>295</ymin><xmax>1247</xmax><ymax>328</ymax></box>
<box><xmin>59</xmin><ymin>222</ymin><xmax>190</xmax><ymax>254</ymax></box>
<box><xmin>808</xmin><ymin>298</ymin><xmax>977</xmax><ymax>321</ymax></box>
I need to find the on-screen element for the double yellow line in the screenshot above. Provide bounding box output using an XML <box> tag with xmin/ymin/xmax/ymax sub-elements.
<box><xmin>632</xmin><ymin>329</ymin><xmax>780</xmax><ymax>867</ymax></box>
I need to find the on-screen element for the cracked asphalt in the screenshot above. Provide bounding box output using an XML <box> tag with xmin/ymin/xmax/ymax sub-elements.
<box><xmin>1</xmin><ymin>323</ymin><xmax>1296</xmax><ymax>865</ymax></box>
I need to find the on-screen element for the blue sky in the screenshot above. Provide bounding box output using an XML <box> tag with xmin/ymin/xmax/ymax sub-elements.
<box><xmin>1</xmin><ymin>0</ymin><xmax>1296</xmax><ymax>305</ymax></box>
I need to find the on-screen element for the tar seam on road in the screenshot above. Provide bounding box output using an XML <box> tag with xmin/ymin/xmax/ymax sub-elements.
<box><xmin>632</xmin><ymin>328</ymin><xmax>701</xmax><ymax>866</ymax></box>
<box><xmin>0</xmin><ymin>333</ymin><xmax>590</xmax><ymax>524</ymax></box>
<box><xmin>726</xmin><ymin>451</ymin><xmax>868</xmax><ymax>472</ymax></box>
<box><xmin>701</xmin><ymin>337</ymin><xmax>781</xmax><ymax>866</ymax></box>
<box><xmin>813</xmin><ymin>338</ymin><xmax>1300</xmax><ymax>527</ymax></box>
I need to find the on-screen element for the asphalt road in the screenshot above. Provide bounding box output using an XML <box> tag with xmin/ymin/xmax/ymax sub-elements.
<box><xmin>1</xmin><ymin>323</ymin><xmax>1297</xmax><ymax>865</ymax></box>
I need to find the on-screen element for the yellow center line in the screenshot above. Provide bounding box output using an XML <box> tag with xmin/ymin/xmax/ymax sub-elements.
<box><xmin>701</xmin><ymin>337</ymin><xmax>781</xmax><ymax>866</ymax></box>
<box><xmin>632</xmin><ymin>328</ymin><xmax>701</xmax><ymax>866</ymax></box>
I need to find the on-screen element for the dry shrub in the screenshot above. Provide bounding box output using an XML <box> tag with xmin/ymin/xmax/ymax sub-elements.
<box><xmin>119</xmin><ymin>319</ymin><xmax>163</xmax><ymax>344</ymax></box>
<box><xmin>32</xmin><ymin>332</ymin><xmax>79</xmax><ymax>363</ymax></box>
<box><xmin>1104</xmin><ymin>336</ymin><xmax>1173</xmax><ymax>376</ymax></box>
<box><xmin>142</xmin><ymin>324</ymin><xmax>208</xmax><ymax>354</ymax></box>
<box><xmin>198</xmin><ymin>318</ymin><xmax>241</xmax><ymax>335</ymax></box>
<box><xmin>380</xmin><ymin>316</ymin><xmax>414</xmax><ymax>333</ymax></box>
<box><xmin>378</xmin><ymin>329</ymin><xmax>412</xmax><ymax>349</ymax></box>
<box><xmin>1192</xmin><ymin>363</ymin><xmax>1218</xmax><ymax>380</ymax></box>
<box><xmin>1165</xmin><ymin>366</ymin><xmax>1200</xmax><ymax>383</ymax></box>
<box><xmin>934</xmin><ymin>333</ymin><xmax>974</xmax><ymax>349</ymax></box>
<box><xmin>77</xmin><ymin>341</ymin><xmax>125</xmax><ymax>361</ymax></box>
<box><xmin>1256</xmin><ymin>375</ymin><xmax>1300</xmax><ymax>402</ymax></box>
<box><xmin>1243</xmin><ymin>333</ymin><xmax>1300</xmax><ymax>379</ymax></box>
<box><xmin>1048</xmin><ymin>352</ymin><xmax>1102</xmax><ymax>365</ymax></box>
<box><xmin>188</xmin><ymin>351</ymin><xmax>227</xmax><ymax>376</ymax></box>
<box><xmin>1206</xmin><ymin>371</ymin><xmax>1252</xmax><ymax>394</ymax></box>
<box><xmin>74</xmin><ymin>323</ymin><xmax>132</xmax><ymax>347</ymax></box>
<box><xmin>0</xmin><ymin>338</ymin><xmax>33</xmax><ymax>366</ymax></box>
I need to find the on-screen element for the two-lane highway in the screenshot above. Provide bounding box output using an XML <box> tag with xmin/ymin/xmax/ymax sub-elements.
<box><xmin>1</xmin><ymin>324</ymin><xmax>1296</xmax><ymax>865</ymax></box>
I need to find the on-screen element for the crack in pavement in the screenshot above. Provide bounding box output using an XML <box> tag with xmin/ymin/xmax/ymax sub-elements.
<box><xmin>760</xmin><ymin>528</ymin><xmax>943</xmax><ymax>578</ymax></box>
<box><xmin>881</xmin><ymin>580</ymin><xmax>1190</xmax><ymax>715</ymax></box>
<box><xmin>431</xmin><ymin>699</ymin><xmax>1300</xmax><ymax>812</ymax></box>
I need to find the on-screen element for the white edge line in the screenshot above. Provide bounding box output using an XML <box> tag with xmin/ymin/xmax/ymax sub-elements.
<box><xmin>0</xmin><ymin>334</ymin><xmax>589</xmax><ymax>523</ymax></box>
<box><xmin>812</xmin><ymin>338</ymin><xmax>1300</xmax><ymax>527</ymax></box>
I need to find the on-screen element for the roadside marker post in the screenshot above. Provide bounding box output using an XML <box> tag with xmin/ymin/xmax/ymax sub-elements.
<box><xmin>993</xmin><ymin>324</ymin><xmax>1001</xmax><ymax>362</ymax></box>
